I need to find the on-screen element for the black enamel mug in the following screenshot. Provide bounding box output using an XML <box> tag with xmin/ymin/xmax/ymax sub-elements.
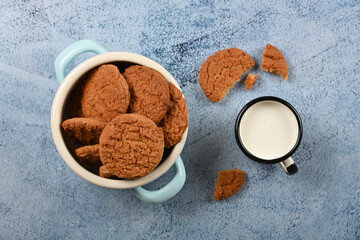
<box><xmin>235</xmin><ymin>96</ymin><xmax>303</xmax><ymax>174</ymax></box>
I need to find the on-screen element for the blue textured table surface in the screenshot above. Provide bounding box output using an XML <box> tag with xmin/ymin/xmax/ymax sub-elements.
<box><xmin>1</xmin><ymin>0</ymin><xmax>359</xmax><ymax>239</ymax></box>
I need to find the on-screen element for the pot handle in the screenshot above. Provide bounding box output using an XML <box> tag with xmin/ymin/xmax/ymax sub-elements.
<box><xmin>54</xmin><ymin>40</ymin><xmax>108</xmax><ymax>84</ymax></box>
<box><xmin>130</xmin><ymin>157</ymin><xmax>186</xmax><ymax>203</ymax></box>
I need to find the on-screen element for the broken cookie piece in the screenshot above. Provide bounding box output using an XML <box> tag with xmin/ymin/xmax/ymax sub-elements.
<box><xmin>261</xmin><ymin>44</ymin><xmax>288</xmax><ymax>80</ymax></box>
<box><xmin>244</xmin><ymin>74</ymin><xmax>258</xmax><ymax>90</ymax></box>
<box><xmin>214</xmin><ymin>169</ymin><xmax>246</xmax><ymax>201</ymax></box>
<box><xmin>75</xmin><ymin>144</ymin><xmax>101</xmax><ymax>165</ymax></box>
<box><xmin>199</xmin><ymin>48</ymin><xmax>255</xmax><ymax>102</ymax></box>
<box><xmin>62</xmin><ymin>118</ymin><xmax>107</xmax><ymax>145</ymax></box>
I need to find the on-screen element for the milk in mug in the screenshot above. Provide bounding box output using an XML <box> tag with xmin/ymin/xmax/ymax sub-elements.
<box><xmin>239</xmin><ymin>100</ymin><xmax>299</xmax><ymax>160</ymax></box>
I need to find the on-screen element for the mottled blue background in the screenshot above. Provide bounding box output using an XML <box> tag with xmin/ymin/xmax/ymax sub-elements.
<box><xmin>0</xmin><ymin>0</ymin><xmax>359</xmax><ymax>239</ymax></box>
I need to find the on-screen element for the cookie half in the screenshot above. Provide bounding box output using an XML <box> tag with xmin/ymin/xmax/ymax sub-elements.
<box><xmin>99</xmin><ymin>114</ymin><xmax>164</xmax><ymax>179</ymax></box>
<box><xmin>261</xmin><ymin>44</ymin><xmax>288</xmax><ymax>80</ymax></box>
<box><xmin>199</xmin><ymin>48</ymin><xmax>255</xmax><ymax>102</ymax></box>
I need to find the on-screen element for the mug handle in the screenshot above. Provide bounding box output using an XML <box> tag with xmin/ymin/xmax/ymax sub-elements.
<box><xmin>280</xmin><ymin>157</ymin><xmax>298</xmax><ymax>175</ymax></box>
<box><xmin>130</xmin><ymin>157</ymin><xmax>186</xmax><ymax>203</ymax></box>
<box><xmin>54</xmin><ymin>39</ymin><xmax>108</xmax><ymax>84</ymax></box>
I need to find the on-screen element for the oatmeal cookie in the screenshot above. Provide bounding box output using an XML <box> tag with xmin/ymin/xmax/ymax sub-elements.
<box><xmin>99</xmin><ymin>114</ymin><xmax>164</xmax><ymax>179</ymax></box>
<box><xmin>199</xmin><ymin>48</ymin><xmax>255</xmax><ymax>102</ymax></box>
<box><xmin>123</xmin><ymin>65</ymin><xmax>170</xmax><ymax>124</ymax></box>
<box><xmin>81</xmin><ymin>64</ymin><xmax>130</xmax><ymax>122</ymax></box>
<box><xmin>159</xmin><ymin>82</ymin><xmax>189</xmax><ymax>148</ymax></box>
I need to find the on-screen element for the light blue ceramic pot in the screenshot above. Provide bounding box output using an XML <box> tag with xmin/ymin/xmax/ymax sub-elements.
<box><xmin>51</xmin><ymin>40</ymin><xmax>187</xmax><ymax>203</ymax></box>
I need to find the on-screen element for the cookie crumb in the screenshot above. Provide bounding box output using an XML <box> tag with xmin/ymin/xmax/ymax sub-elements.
<box><xmin>214</xmin><ymin>169</ymin><xmax>246</xmax><ymax>201</ymax></box>
<box><xmin>261</xmin><ymin>44</ymin><xmax>288</xmax><ymax>80</ymax></box>
<box><xmin>244</xmin><ymin>74</ymin><xmax>258</xmax><ymax>90</ymax></box>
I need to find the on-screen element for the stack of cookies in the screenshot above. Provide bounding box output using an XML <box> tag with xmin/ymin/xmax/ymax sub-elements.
<box><xmin>62</xmin><ymin>64</ymin><xmax>189</xmax><ymax>179</ymax></box>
